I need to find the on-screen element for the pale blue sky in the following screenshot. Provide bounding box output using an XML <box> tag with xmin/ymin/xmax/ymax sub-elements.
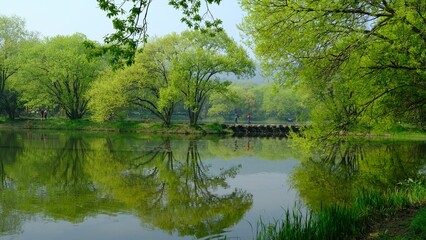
<box><xmin>0</xmin><ymin>0</ymin><xmax>245</xmax><ymax>44</ymax></box>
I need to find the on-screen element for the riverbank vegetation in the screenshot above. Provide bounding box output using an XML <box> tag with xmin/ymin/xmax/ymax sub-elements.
<box><xmin>257</xmin><ymin>178</ymin><xmax>426</xmax><ymax>240</ymax></box>
<box><xmin>257</xmin><ymin>137</ymin><xmax>426</xmax><ymax>239</ymax></box>
<box><xmin>0</xmin><ymin>117</ymin><xmax>230</xmax><ymax>135</ymax></box>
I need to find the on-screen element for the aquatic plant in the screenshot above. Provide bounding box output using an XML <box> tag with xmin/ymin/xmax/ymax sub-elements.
<box><xmin>256</xmin><ymin>178</ymin><xmax>426</xmax><ymax>240</ymax></box>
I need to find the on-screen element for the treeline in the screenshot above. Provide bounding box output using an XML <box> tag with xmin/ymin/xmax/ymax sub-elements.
<box><xmin>0</xmin><ymin>15</ymin><xmax>307</xmax><ymax>126</ymax></box>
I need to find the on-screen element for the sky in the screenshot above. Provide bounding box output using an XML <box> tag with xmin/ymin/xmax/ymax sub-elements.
<box><xmin>0</xmin><ymin>0</ymin><xmax>246</xmax><ymax>45</ymax></box>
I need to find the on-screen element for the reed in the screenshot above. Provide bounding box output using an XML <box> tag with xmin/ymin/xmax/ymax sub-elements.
<box><xmin>256</xmin><ymin>178</ymin><xmax>426</xmax><ymax>240</ymax></box>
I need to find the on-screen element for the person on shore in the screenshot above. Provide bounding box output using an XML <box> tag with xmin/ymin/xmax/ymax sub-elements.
<box><xmin>234</xmin><ymin>113</ymin><xmax>239</xmax><ymax>124</ymax></box>
<box><xmin>247</xmin><ymin>113</ymin><xmax>251</xmax><ymax>124</ymax></box>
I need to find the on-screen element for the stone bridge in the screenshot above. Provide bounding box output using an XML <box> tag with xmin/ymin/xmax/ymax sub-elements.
<box><xmin>221</xmin><ymin>124</ymin><xmax>301</xmax><ymax>137</ymax></box>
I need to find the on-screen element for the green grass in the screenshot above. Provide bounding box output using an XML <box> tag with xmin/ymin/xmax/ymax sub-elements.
<box><xmin>256</xmin><ymin>178</ymin><xmax>426</xmax><ymax>240</ymax></box>
<box><xmin>373</xmin><ymin>123</ymin><xmax>426</xmax><ymax>141</ymax></box>
<box><xmin>0</xmin><ymin>117</ymin><xmax>229</xmax><ymax>135</ymax></box>
<box><xmin>409</xmin><ymin>208</ymin><xmax>426</xmax><ymax>239</ymax></box>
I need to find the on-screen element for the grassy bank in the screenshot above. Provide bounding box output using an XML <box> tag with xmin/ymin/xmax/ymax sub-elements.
<box><xmin>0</xmin><ymin>117</ymin><xmax>231</xmax><ymax>135</ymax></box>
<box><xmin>257</xmin><ymin>178</ymin><xmax>426</xmax><ymax>240</ymax></box>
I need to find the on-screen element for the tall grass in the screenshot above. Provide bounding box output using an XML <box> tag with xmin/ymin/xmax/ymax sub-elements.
<box><xmin>257</xmin><ymin>205</ymin><xmax>362</xmax><ymax>240</ymax></box>
<box><xmin>257</xmin><ymin>178</ymin><xmax>426</xmax><ymax>240</ymax></box>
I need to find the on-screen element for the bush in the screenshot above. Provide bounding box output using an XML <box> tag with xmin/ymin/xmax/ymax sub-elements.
<box><xmin>410</xmin><ymin>208</ymin><xmax>426</xmax><ymax>238</ymax></box>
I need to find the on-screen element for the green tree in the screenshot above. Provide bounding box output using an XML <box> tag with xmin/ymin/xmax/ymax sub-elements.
<box><xmin>241</xmin><ymin>0</ymin><xmax>426</xmax><ymax>135</ymax></box>
<box><xmin>262</xmin><ymin>84</ymin><xmax>309</xmax><ymax>122</ymax></box>
<box><xmin>208</xmin><ymin>83</ymin><xmax>271</xmax><ymax>123</ymax></box>
<box><xmin>207</xmin><ymin>85</ymin><xmax>243</xmax><ymax>122</ymax></box>
<box><xmin>0</xmin><ymin>90</ymin><xmax>19</xmax><ymax>119</ymax></box>
<box><xmin>0</xmin><ymin>15</ymin><xmax>37</xmax><ymax>119</ymax></box>
<box><xmin>90</xmin><ymin>31</ymin><xmax>254</xmax><ymax>126</ymax></box>
<box><xmin>87</xmin><ymin>69</ymin><xmax>130</xmax><ymax>122</ymax></box>
<box><xmin>167</xmin><ymin>30</ymin><xmax>255</xmax><ymax>126</ymax></box>
<box><xmin>20</xmin><ymin>34</ymin><xmax>106</xmax><ymax>119</ymax></box>
<box><xmin>96</xmin><ymin>0</ymin><xmax>223</xmax><ymax>66</ymax></box>
<box><xmin>89</xmin><ymin>34</ymin><xmax>181</xmax><ymax>126</ymax></box>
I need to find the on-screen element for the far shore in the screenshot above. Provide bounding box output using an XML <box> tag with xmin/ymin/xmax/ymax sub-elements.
<box><xmin>0</xmin><ymin>117</ymin><xmax>231</xmax><ymax>135</ymax></box>
<box><xmin>1</xmin><ymin>117</ymin><xmax>425</xmax><ymax>141</ymax></box>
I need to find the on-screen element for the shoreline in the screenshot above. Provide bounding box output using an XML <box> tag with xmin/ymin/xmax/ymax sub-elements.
<box><xmin>1</xmin><ymin>118</ymin><xmax>425</xmax><ymax>140</ymax></box>
<box><xmin>0</xmin><ymin>118</ymin><xmax>233</xmax><ymax>136</ymax></box>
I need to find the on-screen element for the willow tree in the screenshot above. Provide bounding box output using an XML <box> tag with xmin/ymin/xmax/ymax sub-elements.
<box><xmin>241</xmin><ymin>0</ymin><xmax>426</xmax><ymax>135</ymax></box>
<box><xmin>167</xmin><ymin>30</ymin><xmax>255</xmax><ymax>126</ymax></box>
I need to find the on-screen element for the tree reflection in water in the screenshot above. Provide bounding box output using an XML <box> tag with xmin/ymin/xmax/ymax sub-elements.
<box><xmin>0</xmin><ymin>131</ymin><xmax>25</xmax><ymax>236</ymax></box>
<box><xmin>51</xmin><ymin>136</ymin><xmax>92</xmax><ymax>191</ymax></box>
<box><xmin>114</xmin><ymin>138</ymin><xmax>253</xmax><ymax>238</ymax></box>
<box><xmin>290</xmin><ymin>139</ymin><xmax>426</xmax><ymax>210</ymax></box>
<box><xmin>0</xmin><ymin>131</ymin><xmax>24</xmax><ymax>189</ymax></box>
<box><xmin>0</xmin><ymin>133</ymin><xmax>253</xmax><ymax>239</ymax></box>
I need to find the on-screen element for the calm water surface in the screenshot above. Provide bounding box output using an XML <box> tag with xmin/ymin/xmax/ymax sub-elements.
<box><xmin>0</xmin><ymin>130</ymin><xmax>424</xmax><ymax>239</ymax></box>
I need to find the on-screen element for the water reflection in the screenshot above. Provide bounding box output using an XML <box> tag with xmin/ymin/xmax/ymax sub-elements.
<box><xmin>100</xmin><ymin>138</ymin><xmax>253</xmax><ymax>238</ymax></box>
<box><xmin>1</xmin><ymin>131</ymin><xmax>424</xmax><ymax>239</ymax></box>
<box><xmin>0</xmin><ymin>131</ymin><xmax>24</xmax><ymax>189</ymax></box>
<box><xmin>0</xmin><ymin>132</ymin><xmax>253</xmax><ymax>239</ymax></box>
<box><xmin>290</xmin><ymin>139</ymin><xmax>426</xmax><ymax>209</ymax></box>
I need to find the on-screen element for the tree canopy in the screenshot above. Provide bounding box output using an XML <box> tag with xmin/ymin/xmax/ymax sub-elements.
<box><xmin>90</xmin><ymin>30</ymin><xmax>255</xmax><ymax>126</ymax></box>
<box><xmin>0</xmin><ymin>15</ymin><xmax>37</xmax><ymax>119</ymax></box>
<box><xmin>19</xmin><ymin>34</ymin><xmax>106</xmax><ymax>119</ymax></box>
<box><xmin>241</xmin><ymin>0</ymin><xmax>426</xmax><ymax>135</ymax></box>
<box><xmin>166</xmin><ymin>30</ymin><xmax>255</xmax><ymax>125</ymax></box>
<box><xmin>96</xmin><ymin>0</ymin><xmax>223</xmax><ymax>66</ymax></box>
<box><xmin>89</xmin><ymin>33</ymin><xmax>181</xmax><ymax>125</ymax></box>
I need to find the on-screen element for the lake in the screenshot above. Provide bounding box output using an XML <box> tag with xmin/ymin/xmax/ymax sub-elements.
<box><xmin>0</xmin><ymin>130</ymin><xmax>424</xmax><ymax>239</ymax></box>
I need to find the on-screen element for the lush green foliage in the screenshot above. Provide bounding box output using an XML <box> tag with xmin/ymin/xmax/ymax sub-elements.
<box><xmin>257</xmin><ymin>179</ymin><xmax>426</xmax><ymax>240</ymax></box>
<box><xmin>207</xmin><ymin>83</ymin><xmax>308</xmax><ymax>123</ymax></box>
<box><xmin>90</xmin><ymin>30</ymin><xmax>255</xmax><ymax>126</ymax></box>
<box><xmin>0</xmin><ymin>15</ymin><xmax>307</xmax><ymax>125</ymax></box>
<box><xmin>262</xmin><ymin>85</ymin><xmax>309</xmax><ymax>122</ymax></box>
<box><xmin>167</xmin><ymin>30</ymin><xmax>255</xmax><ymax>125</ymax></box>
<box><xmin>241</xmin><ymin>0</ymin><xmax>426</xmax><ymax>137</ymax></box>
<box><xmin>17</xmin><ymin>34</ymin><xmax>107</xmax><ymax>119</ymax></box>
<box><xmin>263</xmin><ymin>136</ymin><xmax>426</xmax><ymax>240</ymax></box>
<box><xmin>0</xmin><ymin>15</ymin><xmax>37</xmax><ymax>119</ymax></box>
<box><xmin>410</xmin><ymin>208</ymin><xmax>426</xmax><ymax>239</ymax></box>
<box><xmin>96</xmin><ymin>0</ymin><xmax>223</xmax><ymax>66</ymax></box>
